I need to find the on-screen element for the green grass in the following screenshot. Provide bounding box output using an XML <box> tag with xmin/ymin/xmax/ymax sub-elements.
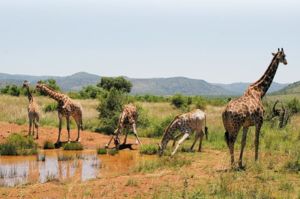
<box><xmin>63</xmin><ymin>142</ymin><xmax>83</xmax><ymax>150</ymax></box>
<box><xmin>43</xmin><ymin>140</ymin><xmax>55</xmax><ymax>149</ymax></box>
<box><xmin>107</xmin><ymin>148</ymin><xmax>119</xmax><ymax>156</ymax></box>
<box><xmin>139</xmin><ymin>144</ymin><xmax>158</xmax><ymax>155</ymax></box>
<box><xmin>97</xmin><ymin>148</ymin><xmax>107</xmax><ymax>155</ymax></box>
<box><xmin>134</xmin><ymin>156</ymin><xmax>192</xmax><ymax>173</ymax></box>
<box><xmin>0</xmin><ymin>133</ymin><xmax>38</xmax><ymax>155</ymax></box>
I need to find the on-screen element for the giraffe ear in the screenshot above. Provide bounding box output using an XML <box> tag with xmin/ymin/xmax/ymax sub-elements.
<box><xmin>272</xmin><ymin>52</ymin><xmax>276</xmax><ymax>56</ymax></box>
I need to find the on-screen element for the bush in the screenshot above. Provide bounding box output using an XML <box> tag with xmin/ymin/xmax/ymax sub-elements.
<box><xmin>43</xmin><ymin>103</ymin><xmax>58</xmax><ymax>113</ymax></box>
<box><xmin>287</xmin><ymin>98</ymin><xmax>300</xmax><ymax>114</ymax></box>
<box><xmin>63</xmin><ymin>142</ymin><xmax>83</xmax><ymax>150</ymax></box>
<box><xmin>171</xmin><ymin>94</ymin><xmax>187</xmax><ymax>109</ymax></box>
<box><xmin>0</xmin><ymin>85</ymin><xmax>21</xmax><ymax>96</ymax></box>
<box><xmin>97</xmin><ymin>88</ymin><xmax>127</xmax><ymax>134</ymax></box>
<box><xmin>193</xmin><ymin>96</ymin><xmax>207</xmax><ymax>110</ymax></box>
<box><xmin>97</xmin><ymin>148</ymin><xmax>107</xmax><ymax>155</ymax></box>
<box><xmin>98</xmin><ymin>76</ymin><xmax>132</xmax><ymax>93</ymax></box>
<box><xmin>140</xmin><ymin>144</ymin><xmax>158</xmax><ymax>155</ymax></box>
<box><xmin>79</xmin><ymin>85</ymin><xmax>103</xmax><ymax>99</ymax></box>
<box><xmin>43</xmin><ymin>141</ymin><xmax>55</xmax><ymax>149</ymax></box>
<box><xmin>0</xmin><ymin>133</ymin><xmax>38</xmax><ymax>155</ymax></box>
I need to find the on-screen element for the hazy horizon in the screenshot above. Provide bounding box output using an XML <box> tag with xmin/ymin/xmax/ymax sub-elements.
<box><xmin>1</xmin><ymin>0</ymin><xmax>299</xmax><ymax>84</ymax></box>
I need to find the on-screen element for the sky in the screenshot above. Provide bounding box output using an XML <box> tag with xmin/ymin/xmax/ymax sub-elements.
<box><xmin>0</xmin><ymin>0</ymin><xmax>299</xmax><ymax>83</ymax></box>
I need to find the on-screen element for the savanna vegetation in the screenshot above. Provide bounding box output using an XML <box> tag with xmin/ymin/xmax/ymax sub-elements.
<box><xmin>0</xmin><ymin>78</ymin><xmax>300</xmax><ymax>198</ymax></box>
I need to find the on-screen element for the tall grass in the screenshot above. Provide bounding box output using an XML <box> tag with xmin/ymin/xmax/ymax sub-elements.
<box><xmin>0</xmin><ymin>133</ymin><xmax>37</xmax><ymax>155</ymax></box>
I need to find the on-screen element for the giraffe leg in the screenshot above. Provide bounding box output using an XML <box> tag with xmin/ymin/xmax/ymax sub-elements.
<box><xmin>123</xmin><ymin>129</ymin><xmax>129</xmax><ymax>145</ymax></box>
<box><xmin>132</xmin><ymin>123</ymin><xmax>142</xmax><ymax>145</ymax></box>
<box><xmin>66</xmin><ymin>117</ymin><xmax>71</xmax><ymax>143</ymax></box>
<box><xmin>106</xmin><ymin>135</ymin><xmax>115</xmax><ymax>148</ymax></box>
<box><xmin>75</xmin><ymin>119</ymin><xmax>81</xmax><ymax>142</ymax></box>
<box><xmin>28</xmin><ymin>119</ymin><xmax>32</xmax><ymax>137</ymax></box>
<box><xmin>238</xmin><ymin>127</ymin><xmax>248</xmax><ymax>168</ymax></box>
<box><xmin>171</xmin><ymin>133</ymin><xmax>189</xmax><ymax>156</ymax></box>
<box><xmin>255</xmin><ymin>121</ymin><xmax>262</xmax><ymax>161</ymax></box>
<box><xmin>57</xmin><ymin>114</ymin><xmax>63</xmax><ymax>143</ymax></box>
<box><xmin>172</xmin><ymin>133</ymin><xmax>183</xmax><ymax>147</ymax></box>
<box><xmin>106</xmin><ymin>129</ymin><xmax>118</xmax><ymax>148</ymax></box>
<box><xmin>198</xmin><ymin>130</ymin><xmax>204</xmax><ymax>152</ymax></box>
<box><xmin>190</xmin><ymin>131</ymin><xmax>200</xmax><ymax>151</ymax></box>
<box><xmin>35</xmin><ymin>115</ymin><xmax>39</xmax><ymax>140</ymax></box>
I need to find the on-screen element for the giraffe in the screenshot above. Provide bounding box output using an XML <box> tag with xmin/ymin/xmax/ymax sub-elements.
<box><xmin>22</xmin><ymin>80</ymin><xmax>40</xmax><ymax>139</ymax></box>
<box><xmin>158</xmin><ymin>109</ymin><xmax>208</xmax><ymax>156</ymax></box>
<box><xmin>105</xmin><ymin>103</ymin><xmax>142</xmax><ymax>148</ymax></box>
<box><xmin>36</xmin><ymin>82</ymin><xmax>83</xmax><ymax>143</ymax></box>
<box><xmin>222</xmin><ymin>48</ymin><xmax>287</xmax><ymax>168</ymax></box>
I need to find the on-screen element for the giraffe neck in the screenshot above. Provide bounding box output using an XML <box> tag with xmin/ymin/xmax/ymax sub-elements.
<box><xmin>39</xmin><ymin>85</ymin><xmax>65</xmax><ymax>102</ymax></box>
<box><xmin>160</xmin><ymin>120</ymin><xmax>178</xmax><ymax>151</ymax></box>
<box><xmin>25</xmin><ymin>86</ymin><xmax>33</xmax><ymax>102</ymax></box>
<box><xmin>250</xmin><ymin>55</ymin><xmax>280</xmax><ymax>98</ymax></box>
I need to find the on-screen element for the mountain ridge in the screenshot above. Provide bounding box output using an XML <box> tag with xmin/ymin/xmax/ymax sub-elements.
<box><xmin>0</xmin><ymin>72</ymin><xmax>289</xmax><ymax>96</ymax></box>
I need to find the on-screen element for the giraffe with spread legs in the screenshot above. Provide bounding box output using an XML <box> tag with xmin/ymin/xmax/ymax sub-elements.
<box><xmin>23</xmin><ymin>80</ymin><xmax>40</xmax><ymax>139</ymax></box>
<box><xmin>222</xmin><ymin>48</ymin><xmax>288</xmax><ymax>168</ymax></box>
<box><xmin>36</xmin><ymin>82</ymin><xmax>83</xmax><ymax>143</ymax></box>
<box><xmin>105</xmin><ymin>103</ymin><xmax>142</xmax><ymax>148</ymax></box>
<box><xmin>158</xmin><ymin>109</ymin><xmax>208</xmax><ymax>156</ymax></box>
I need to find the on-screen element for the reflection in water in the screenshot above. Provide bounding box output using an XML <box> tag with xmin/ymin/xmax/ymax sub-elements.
<box><xmin>0</xmin><ymin>149</ymin><xmax>153</xmax><ymax>187</ymax></box>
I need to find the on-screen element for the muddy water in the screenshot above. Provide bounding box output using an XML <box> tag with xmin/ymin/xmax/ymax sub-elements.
<box><xmin>0</xmin><ymin>150</ymin><xmax>154</xmax><ymax>187</ymax></box>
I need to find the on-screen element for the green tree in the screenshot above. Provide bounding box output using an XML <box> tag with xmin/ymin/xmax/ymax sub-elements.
<box><xmin>98</xmin><ymin>77</ymin><xmax>132</xmax><ymax>93</ymax></box>
<box><xmin>97</xmin><ymin>88</ymin><xmax>127</xmax><ymax>134</ymax></box>
<box><xmin>79</xmin><ymin>85</ymin><xmax>102</xmax><ymax>99</ymax></box>
<box><xmin>171</xmin><ymin>94</ymin><xmax>187</xmax><ymax>109</ymax></box>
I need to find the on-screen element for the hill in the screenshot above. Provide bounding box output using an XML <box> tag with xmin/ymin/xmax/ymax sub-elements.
<box><xmin>0</xmin><ymin>72</ymin><xmax>288</xmax><ymax>96</ymax></box>
<box><xmin>273</xmin><ymin>81</ymin><xmax>300</xmax><ymax>95</ymax></box>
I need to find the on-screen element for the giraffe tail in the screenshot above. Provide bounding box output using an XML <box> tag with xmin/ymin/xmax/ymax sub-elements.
<box><xmin>204</xmin><ymin>115</ymin><xmax>208</xmax><ymax>140</ymax></box>
<box><xmin>80</xmin><ymin>119</ymin><xmax>84</xmax><ymax>131</ymax></box>
<box><xmin>224</xmin><ymin>131</ymin><xmax>230</xmax><ymax>147</ymax></box>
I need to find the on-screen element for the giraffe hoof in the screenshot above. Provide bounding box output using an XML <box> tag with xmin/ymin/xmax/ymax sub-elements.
<box><xmin>76</xmin><ymin>138</ymin><xmax>81</xmax><ymax>142</ymax></box>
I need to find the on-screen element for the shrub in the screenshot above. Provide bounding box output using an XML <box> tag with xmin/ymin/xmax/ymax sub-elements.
<box><xmin>193</xmin><ymin>96</ymin><xmax>207</xmax><ymax>110</ymax></box>
<box><xmin>171</xmin><ymin>94</ymin><xmax>187</xmax><ymax>109</ymax></box>
<box><xmin>287</xmin><ymin>98</ymin><xmax>300</xmax><ymax>114</ymax></box>
<box><xmin>0</xmin><ymin>133</ymin><xmax>37</xmax><ymax>155</ymax></box>
<box><xmin>79</xmin><ymin>85</ymin><xmax>103</xmax><ymax>99</ymax></box>
<box><xmin>63</xmin><ymin>142</ymin><xmax>83</xmax><ymax>150</ymax></box>
<box><xmin>98</xmin><ymin>76</ymin><xmax>132</xmax><ymax>93</ymax></box>
<box><xmin>97</xmin><ymin>88</ymin><xmax>127</xmax><ymax>134</ymax></box>
<box><xmin>140</xmin><ymin>144</ymin><xmax>158</xmax><ymax>155</ymax></box>
<box><xmin>97</xmin><ymin>148</ymin><xmax>107</xmax><ymax>155</ymax></box>
<box><xmin>43</xmin><ymin>141</ymin><xmax>55</xmax><ymax>149</ymax></box>
<box><xmin>43</xmin><ymin>103</ymin><xmax>58</xmax><ymax>113</ymax></box>
<box><xmin>0</xmin><ymin>85</ymin><xmax>21</xmax><ymax>96</ymax></box>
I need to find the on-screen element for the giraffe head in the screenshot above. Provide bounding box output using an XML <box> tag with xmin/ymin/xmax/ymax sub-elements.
<box><xmin>272</xmin><ymin>48</ymin><xmax>288</xmax><ymax>65</ymax></box>
<box><xmin>22</xmin><ymin>80</ymin><xmax>29</xmax><ymax>88</ymax></box>
<box><xmin>35</xmin><ymin>81</ymin><xmax>43</xmax><ymax>91</ymax></box>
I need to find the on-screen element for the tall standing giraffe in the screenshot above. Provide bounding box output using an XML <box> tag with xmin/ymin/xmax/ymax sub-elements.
<box><xmin>222</xmin><ymin>48</ymin><xmax>287</xmax><ymax>168</ymax></box>
<box><xmin>158</xmin><ymin>109</ymin><xmax>208</xmax><ymax>156</ymax></box>
<box><xmin>105</xmin><ymin>103</ymin><xmax>142</xmax><ymax>148</ymax></box>
<box><xmin>23</xmin><ymin>80</ymin><xmax>40</xmax><ymax>139</ymax></box>
<box><xmin>36</xmin><ymin>82</ymin><xmax>83</xmax><ymax>143</ymax></box>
